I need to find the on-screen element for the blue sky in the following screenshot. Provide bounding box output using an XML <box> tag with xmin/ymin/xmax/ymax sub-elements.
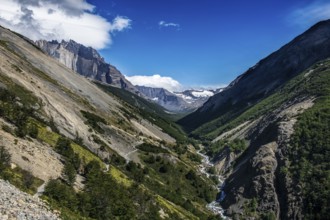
<box><xmin>91</xmin><ymin>0</ymin><xmax>330</xmax><ymax>89</ymax></box>
<box><xmin>1</xmin><ymin>0</ymin><xmax>330</xmax><ymax>91</ymax></box>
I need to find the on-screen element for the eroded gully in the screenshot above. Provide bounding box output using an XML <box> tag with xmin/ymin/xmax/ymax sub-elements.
<box><xmin>196</xmin><ymin>149</ymin><xmax>230</xmax><ymax>219</ymax></box>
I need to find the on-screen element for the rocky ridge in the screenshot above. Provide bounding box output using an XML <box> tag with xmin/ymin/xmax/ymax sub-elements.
<box><xmin>35</xmin><ymin>39</ymin><xmax>138</xmax><ymax>94</ymax></box>
<box><xmin>136</xmin><ymin>85</ymin><xmax>220</xmax><ymax>112</ymax></box>
<box><xmin>222</xmin><ymin>97</ymin><xmax>314</xmax><ymax>217</ymax></box>
<box><xmin>179</xmin><ymin>19</ymin><xmax>330</xmax><ymax>132</ymax></box>
<box><xmin>0</xmin><ymin>179</ymin><xmax>60</xmax><ymax>220</ymax></box>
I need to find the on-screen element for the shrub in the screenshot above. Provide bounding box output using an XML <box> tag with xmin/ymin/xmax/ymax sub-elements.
<box><xmin>63</xmin><ymin>162</ymin><xmax>76</xmax><ymax>186</ymax></box>
<box><xmin>0</xmin><ymin>146</ymin><xmax>11</xmax><ymax>172</ymax></box>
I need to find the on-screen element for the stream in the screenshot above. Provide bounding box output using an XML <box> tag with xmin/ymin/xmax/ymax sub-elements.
<box><xmin>196</xmin><ymin>149</ymin><xmax>230</xmax><ymax>219</ymax></box>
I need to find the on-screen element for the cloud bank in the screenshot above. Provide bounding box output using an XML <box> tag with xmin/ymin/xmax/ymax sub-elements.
<box><xmin>125</xmin><ymin>74</ymin><xmax>182</xmax><ymax>92</ymax></box>
<box><xmin>0</xmin><ymin>0</ymin><xmax>131</xmax><ymax>49</ymax></box>
<box><xmin>290</xmin><ymin>0</ymin><xmax>330</xmax><ymax>27</ymax></box>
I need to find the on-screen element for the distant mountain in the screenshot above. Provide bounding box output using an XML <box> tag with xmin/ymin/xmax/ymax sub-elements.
<box><xmin>136</xmin><ymin>86</ymin><xmax>222</xmax><ymax>113</ymax></box>
<box><xmin>36</xmin><ymin>39</ymin><xmax>138</xmax><ymax>94</ymax></box>
<box><xmin>179</xmin><ymin>19</ymin><xmax>330</xmax><ymax>133</ymax></box>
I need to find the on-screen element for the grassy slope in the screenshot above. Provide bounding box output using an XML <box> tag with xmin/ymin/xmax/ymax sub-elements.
<box><xmin>286</xmin><ymin>60</ymin><xmax>330</xmax><ymax>219</ymax></box>
<box><xmin>96</xmin><ymin>82</ymin><xmax>187</xmax><ymax>142</ymax></box>
<box><xmin>0</xmin><ymin>33</ymin><xmax>218</xmax><ymax>219</ymax></box>
<box><xmin>193</xmin><ymin>60</ymin><xmax>329</xmax><ymax>140</ymax></box>
<box><xmin>203</xmin><ymin>59</ymin><xmax>330</xmax><ymax>218</ymax></box>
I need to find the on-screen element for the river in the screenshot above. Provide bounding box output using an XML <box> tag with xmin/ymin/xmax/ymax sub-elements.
<box><xmin>196</xmin><ymin>149</ymin><xmax>230</xmax><ymax>219</ymax></box>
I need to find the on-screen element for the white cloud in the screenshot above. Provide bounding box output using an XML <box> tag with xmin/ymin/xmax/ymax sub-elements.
<box><xmin>125</xmin><ymin>74</ymin><xmax>182</xmax><ymax>92</ymax></box>
<box><xmin>191</xmin><ymin>90</ymin><xmax>214</xmax><ymax>98</ymax></box>
<box><xmin>111</xmin><ymin>16</ymin><xmax>131</xmax><ymax>32</ymax></box>
<box><xmin>289</xmin><ymin>0</ymin><xmax>330</xmax><ymax>27</ymax></box>
<box><xmin>159</xmin><ymin>20</ymin><xmax>180</xmax><ymax>30</ymax></box>
<box><xmin>0</xmin><ymin>0</ymin><xmax>131</xmax><ymax>49</ymax></box>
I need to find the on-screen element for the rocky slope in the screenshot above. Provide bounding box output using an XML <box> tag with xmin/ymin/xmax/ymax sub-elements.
<box><xmin>0</xmin><ymin>26</ymin><xmax>218</xmax><ymax>219</ymax></box>
<box><xmin>0</xmin><ymin>179</ymin><xmax>60</xmax><ymax>220</ymax></box>
<box><xmin>180</xmin><ymin>20</ymin><xmax>330</xmax><ymax>219</ymax></box>
<box><xmin>35</xmin><ymin>39</ymin><xmax>138</xmax><ymax>94</ymax></box>
<box><xmin>1</xmin><ymin>26</ymin><xmax>178</xmax><ymax>162</ymax></box>
<box><xmin>179</xmin><ymin>19</ymin><xmax>330</xmax><ymax>133</ymax></box>
<box><xmin>137</xmin><ymin>85</ymin><xmax>219</xmax><ymax>113</ymax></box>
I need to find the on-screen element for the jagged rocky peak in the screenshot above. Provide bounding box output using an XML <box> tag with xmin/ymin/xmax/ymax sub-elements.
<box><xmin>35</xmin><ymin>39</ymin><xmax>137</xmax><ymax>93</ymax></box>
<box><xmin>136</xmin><ymin>86</ymin><xmax>222</xmax><ymax>113</ymax></box>
<box><xmin>136</xmin><ymin>85</ymin><xmax>187</xmax><ymax>112</ymax></box>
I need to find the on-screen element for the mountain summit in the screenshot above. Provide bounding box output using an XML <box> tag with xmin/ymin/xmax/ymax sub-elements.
<box><xmin>36</xmin><ymin>39</ymin><xmax>138</xmax><ymax>94</ymax></box>
<box><xmin>179</xmin><ymin>19</ymin><xmax>330</xmax><ymax>133</ymax></box>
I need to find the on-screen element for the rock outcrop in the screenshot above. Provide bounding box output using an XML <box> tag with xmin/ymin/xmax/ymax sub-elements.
<box><xmin>36</xmin><ymin>39</ymin><xmax>138</xmax><ymax>94</ymax></box>
<box><xmin>219</xmin><ymin>98</ymin><xmax>315</xmax><ymax>219</ymax></box>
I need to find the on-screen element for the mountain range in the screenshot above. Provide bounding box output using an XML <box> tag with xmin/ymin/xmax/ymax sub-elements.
<box><xmin>36</xmin><ymin>39</ymin><xmax>217</xmax><ymax>113</ymax></box>
<box><xmin>136</xmin><ymin>85</ymin><xmax>221</xmax><ymax>113</ymax></box>
<box><xmin>0</xmin><ymin>25</ymin><xmax>219</xmax><ymax>219</ymax></box>
<box><xmin>0</xmin><ymin>19</ymin><xmax>329</xmax><ymax>220</ymax></box>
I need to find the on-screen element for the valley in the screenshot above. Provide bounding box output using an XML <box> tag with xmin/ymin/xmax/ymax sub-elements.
<box><xmin>0</xmin><ymin>14</ymin><xmax>329</xmax><ymax>220</ymax></box>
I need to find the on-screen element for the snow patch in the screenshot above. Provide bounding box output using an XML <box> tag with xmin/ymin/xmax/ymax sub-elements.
<box><xmin>176</xmin><ymin>93</ymin><xmax>193</xmax><ymax>100</ymax></box>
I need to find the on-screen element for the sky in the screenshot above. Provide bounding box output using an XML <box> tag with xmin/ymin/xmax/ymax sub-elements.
<box><xmin>1</xmin><ymin>0</ymin><xmax>330</xmax><ymax>91</ymax></box>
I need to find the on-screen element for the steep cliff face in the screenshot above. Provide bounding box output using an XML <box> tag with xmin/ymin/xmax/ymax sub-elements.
<box><xmin>36</xmin><ymin>40</ymin><xmax>138</xmax><ymax>94</ymax></box>
<box><xmin>203</xmin><ymin>52</ymin><xmax>329</xmax><ymax>220</ymax></box>
<box><xmin>219</xmin><ymin>95</ymin><xmax>316</xmax><ymax>219</ymax></box>
<box><xmin>179</xmin><ymin>20</ymin><xmax>330</xmax><ymax>133</ymax></box>
<box><xmin>136</xmin><ymin>86</ymin><xmax>191</xmax><ymax>112</ymax></box>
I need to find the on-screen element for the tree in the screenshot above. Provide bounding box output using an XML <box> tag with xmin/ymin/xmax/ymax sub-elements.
<box><xmin>27</xmin><ymin>123</ymin><xmax>38</xmax><ymax>138</ymax></box>
<box><xmin>22</xmin><ymin>170</ymin><xmax>34</xmax><ymax>189</ymax></box>
<box><xmin>63</xmin><ymin>162</ymin><xmax>76</xmax><ymax>186</ymax></box>
<box><xmin>0</xmin><ymin>146</ymin><xmax>11</xmax><ymax>172</ymax></box>
<box><xmin>55</xmin><ymin>137</ymin><xmax>72</xmax><ymax>156</ymax></box>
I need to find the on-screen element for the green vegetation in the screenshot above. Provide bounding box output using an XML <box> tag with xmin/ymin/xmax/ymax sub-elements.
<box><xmin>0</xmin><ymin>84</ymin><xmax>41</xmax><ymax>139</ymax></box>
<box><xmin>35</xmin><ymin>123</ymin><xmax>104</xmax><ymax>166</ymax></box>
<box><xmin>44</xmin><ymin>160</ymin><xmax>163</xmax><ymax>220</ymax></box>
<box><xmin>81</xmin><ymin>110</ymin><xmax>107</xmax><ymax>133</ymax></box>
<box><xmin>0</xmin><ymin>146</ymin><xmax>43</xmax><ymax>195</ymax></box>
<box><xmin>95</xmin><ymin>83</ymin><xmax>187</xmax><ymax>141</ymax></box>
<box><xmin>108</xmin><ymin>165</ymin><xmax>133</xmax><ymax>187</ymax></box>
<box><xmin>192</xmin><ymin>61</ymin><xmax>330</xmax><ymax>140</ymax></box>
<box><xmin>139</xmin><ymin>150</ymin><xmax>217</xmax><ymax>219</ymax></box>
<box><xmin>0</xmin><ymin>146</ymin><xmax>11</xmax><ymax>172</ymax></box>
<box><xmin>282</xmin><ymin>60</ymin><xmax>330</xmax><ymax>219</ymax></box>
<box><xmin>205</xmin><ymin>60</ymin><xmax>330</xmax><ymax>219</ymax></box>
<box><xmin>156</xmin><ymin>195</ymin><xmax>199</xmax><ymax>220</ymax></box>
<box><xmin>206</xmin><ymin>139</ymin><xmax>246</xmax><ymax>158</ymax></box>
<box><xmin>55</xmin><ymin>137</ymin><xmax>80</xmax><ymax>185</ymax></box>
<box><xmin>136</xmin><ymin>142</ymin><xmax>169</xmax><ymax>154</ymax></box>
<box><xmin>0</xmin><ymin>37</ymin><xmax>220</xmax><ymax>219</ymax></box>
